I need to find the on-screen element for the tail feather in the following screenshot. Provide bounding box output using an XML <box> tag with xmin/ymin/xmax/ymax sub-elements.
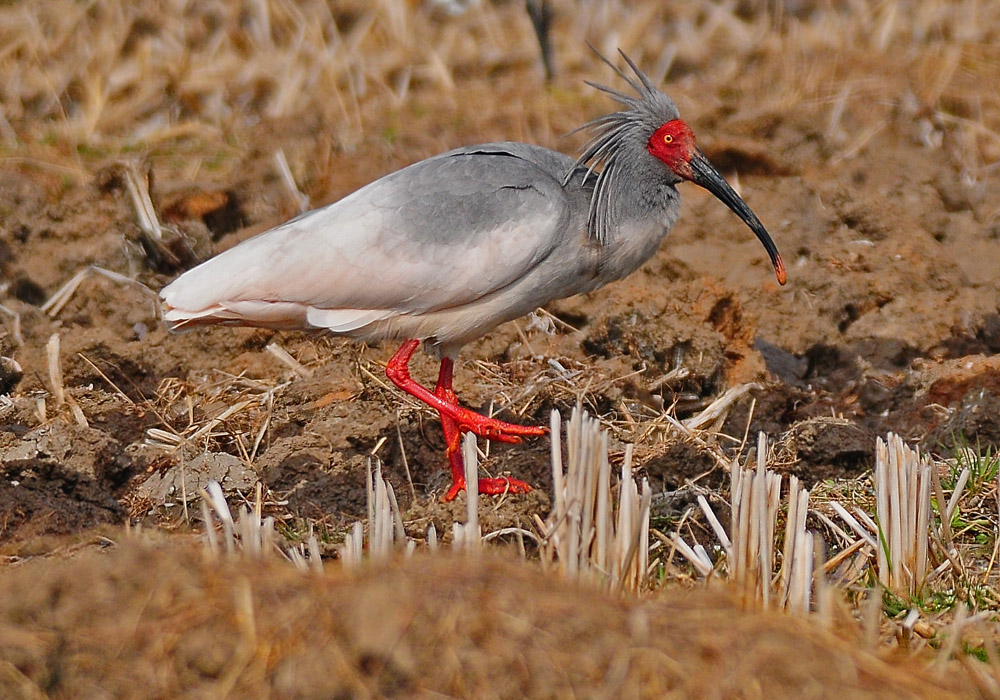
<box><xmin>162</xmin><ymin>298</ymin><xmax>398</xmax><ymax>334</ymax></box>
<box><xmin>162</xmin><ymin>300</ymin><xmax>310</xmax><ymax>332</ymax></box>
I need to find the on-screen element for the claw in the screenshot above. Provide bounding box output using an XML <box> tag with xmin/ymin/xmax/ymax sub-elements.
<box><xmin>444</xmin><ymin>476</ymin><xmax>533</xmax><ymax>502</ymax></box>
<box><xmin>451</xmin><ymin>407</ymin><xmax>548</xmax><ymax>442</ymax></box>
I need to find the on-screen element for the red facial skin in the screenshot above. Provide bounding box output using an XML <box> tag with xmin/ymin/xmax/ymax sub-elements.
<box><xmin>647</xmin><ymin>119</ymin><xmax>697</xmax><ymax>179</ymax></box>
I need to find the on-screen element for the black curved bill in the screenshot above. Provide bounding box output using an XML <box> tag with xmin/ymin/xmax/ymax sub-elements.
<box><xmin>688</xmin><ymin>149</ymin><xmax>786</xmax><ymax>285</ymax></box>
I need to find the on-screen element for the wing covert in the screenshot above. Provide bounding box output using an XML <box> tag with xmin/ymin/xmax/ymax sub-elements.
<box><xmin>161</xmin><ymin>145</ymin><xmax>575</xmax><ymax>326</ymax></box>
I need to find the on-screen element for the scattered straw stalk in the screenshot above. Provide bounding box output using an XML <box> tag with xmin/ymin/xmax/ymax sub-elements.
<box><xmin>542</xmin><ymin>407</ymin><xmax>652</xmax><ymax>592</ymax></box>
<box><xmin>341</xmin><ymin>457</ymin><xmax>413</xmax><ymax>565</ymax></box>
<box><xmin>874</xmin><ymin>433</ymin><xmax>932</xmax><ymax>596</ymax></box>
<box><xmin>452</xmin><ymin>432</ymin><xmax>482</xmax><ymax>551</ymax></box>
<box><xmin>673</xmin><ymin>432</ymin><xmax>819</xmax><ymax>615</ymax></box>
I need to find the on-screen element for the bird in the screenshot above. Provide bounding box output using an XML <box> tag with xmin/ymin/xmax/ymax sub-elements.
<box><xmin>525</xmin><ymin>0</ymin><xmax>556</xmax><ymax>81</ymax></box>
<box><xmin>161</xmin><ymin>50</ymin><xmax>786</xmax><ymax>502</ymax></box>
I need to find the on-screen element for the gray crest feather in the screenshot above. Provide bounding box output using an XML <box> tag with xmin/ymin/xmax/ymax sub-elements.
<box><xmin>565</xmin><ymin>48</ymin><xmax>680</xmax><ymax>245</ymax></box>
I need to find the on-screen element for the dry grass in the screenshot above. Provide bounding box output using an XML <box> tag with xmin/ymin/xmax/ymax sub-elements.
<box><xmin>659</xmin><ymin>426</ymin><xmax>1000</xmax><ymax>671</ymax></box>
<box><xmin>3</xmin><ymin>0</ymin><xmax>999</xmax><ymax>181</ymax></box>
<box><xmin>539</xmin><ymin>407</ymin><xmax>652</xmax><ymax>591</ymax></box>
<box><xmin>668</xmin><ymin>432</ymin><xmax>819</xmax><ymax>614</ymax></box>
<box><xmin>173</xmin><ymin>365</ymin><xmax>1000</xmax><ymax>685</ymax></box>
<box><xmin>2</xmin><ymin>538</ymin><xmax>980</xmax><ymax>699</ymax></box>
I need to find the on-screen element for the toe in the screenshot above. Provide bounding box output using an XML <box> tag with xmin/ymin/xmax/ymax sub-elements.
<box><xmin>478</xmin><ymin>477</ymin><xmax>533</xmax><ymax>495</ymax></box>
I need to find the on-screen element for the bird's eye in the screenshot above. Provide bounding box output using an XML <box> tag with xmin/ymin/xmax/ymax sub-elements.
<box><xmin>663</xmin><ymin>134</ymin><xmax>673</xmax><ymax>144</ymax></box>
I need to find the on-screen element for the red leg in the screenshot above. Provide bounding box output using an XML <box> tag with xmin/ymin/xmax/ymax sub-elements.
<box><xmin>435</xmin><ymin>359</ymin><xmax>469</xmax><ymax>501</ymax></box>
<box><xmin>434</xmin><ymin>357</ymin><xmax>533</xmax><ymax>501</ymax></box>
<box><xmin>386</xmin><ymin>340</ymin><xmax>539</xmax><ymax>501</ymax></box>
<box><xmin>385</xmin><ymin>340</ymin><xmax>546</xmax><ymax>443</ymax></box>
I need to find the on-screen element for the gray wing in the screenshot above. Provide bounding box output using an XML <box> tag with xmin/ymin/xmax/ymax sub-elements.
<box><xmin>162</xmin><ymin>143</ymin><xmax>579</xmax><ymax>331</ymax></box>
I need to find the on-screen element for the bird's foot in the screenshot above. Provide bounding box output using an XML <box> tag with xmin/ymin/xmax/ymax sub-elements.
<box><xmin>386</xmin><ymin>341</ymin><xmax>547</xmax><ymax>444</ymax></box>
<box><xmin>449</xmin><ymin>406</ymin><xmax>548</xmax><ymax>444</ymax></box>
<box><xmin>444</xmin><ymin>476</ymin><xmax>534</xmax><ymax>502</ymax></box>
<box><xmin>440</xmin><ymin>405</ymin><xmax>537</xmax><ymax>502</ymax></box>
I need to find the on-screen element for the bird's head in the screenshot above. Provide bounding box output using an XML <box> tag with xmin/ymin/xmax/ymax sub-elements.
<box><xmin>647</xmin><ymin>118</ymin><xmax>786</xmax><ymax>285</ymax></box>
<box><xmin>571</xmin><ymin>49</ymin><xmax>786</xmax><ymax>286</ymax></box>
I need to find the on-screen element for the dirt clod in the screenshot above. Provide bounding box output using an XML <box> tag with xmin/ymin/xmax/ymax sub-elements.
<box><xmin>776</xmin><ymin>417</ymin><xmax>874</xmax><ymax>483</ymax></box>
<box><xmin>134</xmin><ymin>452</ymin><xmax>258</xmax><ymax>505</ymax></box>
<box><xmin>0</xmin><ymin>356</ymin><xmax>23</xmax><ymax>394</ymax></box>
<box><xmin>1</xmin><ymin>424</ymin><xmax>129</xmax><ymax>483</ymax></box>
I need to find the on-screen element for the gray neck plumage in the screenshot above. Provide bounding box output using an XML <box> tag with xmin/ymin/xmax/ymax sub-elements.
<box><xmin>565</xmin><ymin>142</ymin><xmax>679</xmax><ymax>247</ymax></box>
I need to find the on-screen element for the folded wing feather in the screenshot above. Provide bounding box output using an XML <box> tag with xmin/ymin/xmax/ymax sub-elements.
<box><xmin>161</xmin><ymin>144</ymin><xmax>573</xmax><ymax>334</ymax></box>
